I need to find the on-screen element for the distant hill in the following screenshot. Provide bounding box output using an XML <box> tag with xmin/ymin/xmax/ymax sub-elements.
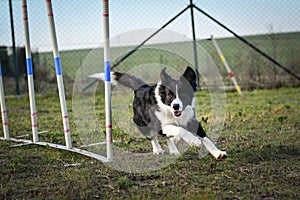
<box><xmin>4</xmin><ymin>31</ymin><xmax>299</xmax><ymax>95</ymax></box>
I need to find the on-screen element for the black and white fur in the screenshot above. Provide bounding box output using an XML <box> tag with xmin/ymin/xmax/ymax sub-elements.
<box><xmin>91</xmin><ymin>66</ymin><xmax>227</xmax><ymax>159</ymax></box>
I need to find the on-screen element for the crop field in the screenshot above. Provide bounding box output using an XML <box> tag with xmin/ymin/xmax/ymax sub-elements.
<box><xmin>1</xmin><ymin>87</ymin><xmax>299</xmax><ymax>199</ymax></box>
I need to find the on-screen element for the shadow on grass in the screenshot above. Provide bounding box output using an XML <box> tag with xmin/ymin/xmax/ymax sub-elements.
<box><xmin>233</xmin><ymin>144</ymin><xmax>300</xmax><ymax>164</ymax></box>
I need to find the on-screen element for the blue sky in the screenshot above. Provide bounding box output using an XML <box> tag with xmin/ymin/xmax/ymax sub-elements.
<box><xmin>0</xmin><ymin>0</ymin><xmax>299</xmax><ymax>51</ymax></box>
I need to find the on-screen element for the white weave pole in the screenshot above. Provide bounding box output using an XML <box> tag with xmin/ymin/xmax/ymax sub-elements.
<box><xmin>46</xmin><ymin>0</ymin><xmax>72</xmax><ymax>149</ymax></box>
<box><xmin>211</xmin><ymin>35</ymin><xmax>243</xmax><ymax>96</ymax></box>
<box><xmin>102</xmin><ymin>0</ymin><xmax>113</xmax><ymax>161</ymax></box>
<box><xmin>22</xmin><ymin>0</ymin><xmax>38</xmax><ymax>143</ymax></box>
<box><xmin>0</xmin><ymin>63</ymin><xmax>9</xmax><ymax>139</ymax></box>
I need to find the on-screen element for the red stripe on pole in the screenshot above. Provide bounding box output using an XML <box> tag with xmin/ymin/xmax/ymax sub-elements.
<box><xmin>102</xmin><ymin>0</ymin><xmax>109</xmax><ymax>16</ymax></box>
<box><xmin>1</xmin><ymin>111</ymin><xmax>7</xmax><ymax>125</ymax></box>
<box><xmin>106</xmin><ymin>125</ymin><xmax>112</xmax><ymax>129</ymax></box>
<box><xmin>229</xmin><ymin>72</ymin><xmax>234</xmax><ymax>78</ymax></box>
<box><xmin>63</xmin><ymin>115</ymin><xmax>68</xmax><ymax>119</ymax></box>
<box><xmin>46</xmin><ymin>0</ymin><xmax>53</xmax><ymax>16</ymax></box>
<box><xmin>32</xmin><ymin>124</ymin><xmax>38</xmax><ymax>127</ymax></box>
<box><xmin>64</xmin><ymin>129</ymin><xmax>70</xmax><ymax>133</ymax></box>
<box><xmin>22</xmin><ymin>3</ymin><xmax>28</xmax><ymax>21</ymax></box>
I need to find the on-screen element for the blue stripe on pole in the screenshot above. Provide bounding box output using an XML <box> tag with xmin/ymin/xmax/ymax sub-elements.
<box><xmin>104</xmin><ymin>61</ymin><xmax>111</xmax><ymax>81</ymax></box>
<box><xmin>54</xmin><ymin>57</ymin><xmax>62</xmax><ymax>75</ymax></box>
<box><xmin>26</xmin><ymin>58</ymin><xmax>33</xmax><ymax>75</ymax></box>
<box><xmin>0</xmin><ymin>64</ymin><xmax>2</xmax><ymax>76</ymax></box>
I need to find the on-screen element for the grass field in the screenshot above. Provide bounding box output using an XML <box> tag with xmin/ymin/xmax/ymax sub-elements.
<box><xmin>1</xmin><ymin>87</ymin><xmax>299</xmax><ymax>199</ymax></box>
<box><xmin>20</xmin><ymin>31</ymin><xmax>298</xmax><ymax>96</ymax></box>
<box><xmin>38</xmin><ymin>32</ymin><xmax>300</xmax><ymax>74</ymax></box>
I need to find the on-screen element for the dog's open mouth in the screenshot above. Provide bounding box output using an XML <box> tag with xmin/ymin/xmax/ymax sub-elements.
<box><xmin>174</xmin><ymin>111</ymin><xmax>182</xmax><ymax>117</ymax></box>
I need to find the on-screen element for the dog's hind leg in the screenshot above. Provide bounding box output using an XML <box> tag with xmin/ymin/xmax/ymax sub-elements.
<box><xmin>150</xmin><ymin>136</ymin><xmax>164</xmax><ymax>155</ymax></box>
<box><xmin>167</xmin><ymin>137</ymin><xmax>180</xmax><ymax>155</ymax></box>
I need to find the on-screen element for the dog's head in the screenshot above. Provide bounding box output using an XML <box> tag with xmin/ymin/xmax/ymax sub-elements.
<box><xmin>157</xmin><ymin>66</ymin><xmax>197</xmax><ymax>118</ymax></box>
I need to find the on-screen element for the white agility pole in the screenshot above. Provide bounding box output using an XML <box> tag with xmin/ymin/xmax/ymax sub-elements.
<box><xmin>211</xmin><ymin>35</ymin><xmax>243</xmax><ymax>96</ymax></box>
<box><xmin>46</xmin><ymin>0</ymin><xmax>72</xmax><ymax>149</ymax></box>
<box><xmin>0</xmin><ymin>63</ymin><xmax>9</xmax><ymax>139</ymax></box>
<box><xmin>22</xmin><ymin>0</ymin><xmax>38</xmax><ymax>143</ymax></box>
<box><xmin>102</xmin><ymin>0</ymin><xmax>113</xmax><ymax>161</ymax></box>
<box><xmin>1</xmin><ymin>1</ymin><xmax>108</xmax><ymax>163</ymax></box>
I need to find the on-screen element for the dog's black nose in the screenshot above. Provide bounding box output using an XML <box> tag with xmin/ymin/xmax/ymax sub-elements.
<box><xmin>173</xmin><ymin>104</ymin><xmax>180</xmax><ymax>110</ymax></box>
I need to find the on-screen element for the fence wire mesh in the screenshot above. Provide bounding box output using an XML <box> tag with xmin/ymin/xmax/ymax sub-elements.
<box><xmin>0</xmin><ymin>0</ymin><xmax>299</xmax><ymax>95</ymax></box>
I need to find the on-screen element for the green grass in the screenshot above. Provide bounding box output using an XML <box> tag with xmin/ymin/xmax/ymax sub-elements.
<box><xmin>1</xmin><ymin>87</ymin><xmax>300</xmax><ymax>199</ymax></box>
<box><xmin>39</xmin><ymin>32</ymin><xmax>300</xmax><ymax>75</ymax></box>
<box><xmin>38</xmin><ymin>31</ymin><xmax>300</xmax><ymax>89</ymax></box>
<box><xmin>3</xmin><ymin>32</ymin><xmax>299</xmax><ymax>95</ymax></box>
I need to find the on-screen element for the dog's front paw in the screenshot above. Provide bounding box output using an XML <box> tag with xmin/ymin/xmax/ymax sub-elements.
<box><xmin>212</xmin><ymin>150</ymin><xmax>227</xmax><ymax>160</ymax></box>
<box><xmin>153</xmin><ymin>148</ymin><xmax>164</xmax><ymax>155</ymax></box>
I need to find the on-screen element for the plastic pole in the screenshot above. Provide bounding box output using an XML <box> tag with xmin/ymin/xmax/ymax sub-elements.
<box><xmin>211</xmin><ymin>35</ymin><xmax>243</xmax><ymax>95</ymax></box>
<box><xmin>22</xmin><ymin>0</ymin><xmax>38</xmax><ymax>142</ymax></box>
<box><xmin>0</xmin><ymin>63</ymin><xmax>9</xmax><ymax>139</ymax></box>
<box><xmin>46</xmin><ymin>0</ymin><xmax>72</xmax><ymax>148</ymax></box>
<box><xmin>102</xmin><ymin>0</ymin><xmax>113</xmax><ymax>161</ymax></box>
<box><xmin>189</xmin><ymin>0</ymin><xmax>200</xmax><ymax>85</ymax></box>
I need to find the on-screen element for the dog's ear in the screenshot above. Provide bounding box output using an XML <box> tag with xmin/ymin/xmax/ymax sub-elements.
<box><xmin>181</xmin><ymin>66</ymin><xmax>197</xmax><ymax>91</ymax></box>
<box><xmin>160</xmin><ymin>67</ymin><xmax>173</xmax><ymax>84</ymax></box>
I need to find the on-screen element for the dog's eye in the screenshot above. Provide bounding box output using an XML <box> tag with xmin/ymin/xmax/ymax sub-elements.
<box><xmin>167</xmin><ymin>94</ymin><xmax>173</xmax><ymax>99</ymax></box>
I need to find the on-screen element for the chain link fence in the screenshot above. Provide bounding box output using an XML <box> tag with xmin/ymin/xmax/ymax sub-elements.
<box><xmin>1</xmin><ymin>0</ymin><xmax>299</xmax><ymax>96</ymax></box>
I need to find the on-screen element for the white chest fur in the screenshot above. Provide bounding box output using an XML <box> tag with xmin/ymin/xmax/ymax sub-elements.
<box><xmin>155</xmin><ymin>105</ymin><xmax>194</xmax><ymax>127</ymax></box>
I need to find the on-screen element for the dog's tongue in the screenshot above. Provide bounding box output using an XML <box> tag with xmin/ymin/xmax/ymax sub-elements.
<box><xmin>174</xmin><ymin>111</ymin><xmax>181</xmax><ymax>117</ymax></box>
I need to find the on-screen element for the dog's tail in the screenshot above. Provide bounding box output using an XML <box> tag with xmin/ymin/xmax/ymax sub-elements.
<box><xmin>89</xmin><ymin>72</ymin><xmax>146</xmax><ymax>90</ymax></box>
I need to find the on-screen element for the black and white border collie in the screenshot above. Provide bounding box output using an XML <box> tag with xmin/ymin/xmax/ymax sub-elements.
<box><xmin>92</xmin><ymin>66</ymin><xmax>227</xmax><ymax>159</ymax></box>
